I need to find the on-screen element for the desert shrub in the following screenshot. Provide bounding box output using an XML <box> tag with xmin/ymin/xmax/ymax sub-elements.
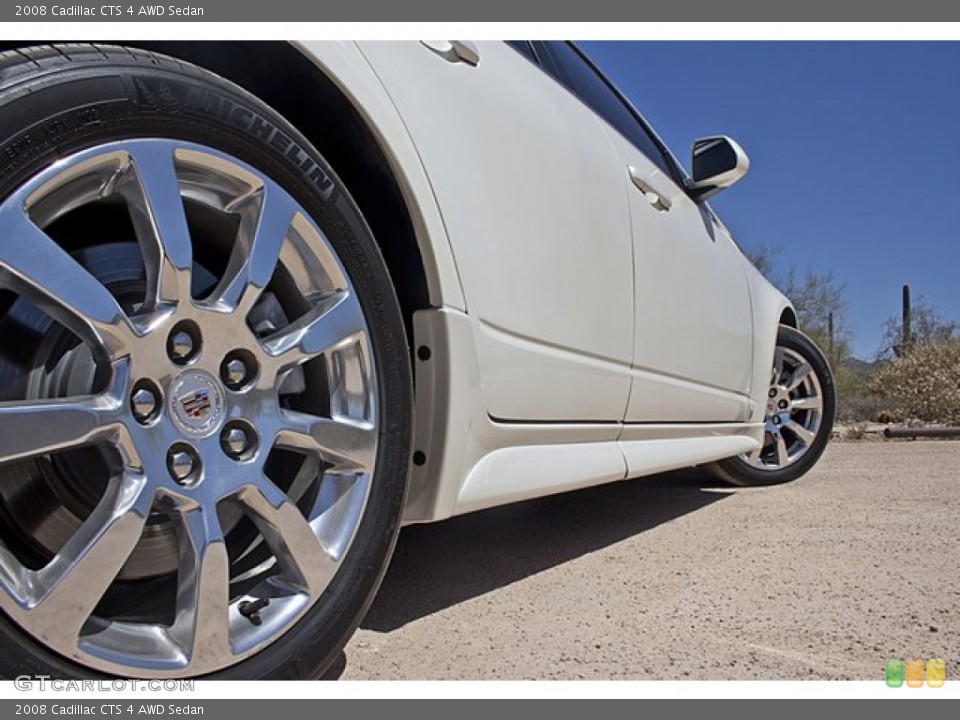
<box><xmin>834</xmin><ymin>361</ymin><xmax>879</xmax><ymax>422</ymax></box>
<box><xmin>869</xmin><ymin>340</ymin><xmax>960</xmax><ymax>424</ymax></box>
<box><xmin>842</xmin><ymin>423</ymin><xmax>869</xmax><ymax>441</ymax></box>
<box><xmin>837</xmin><ymin>391</ymin><xmax>885</xmax><ymax>423</ymax></box>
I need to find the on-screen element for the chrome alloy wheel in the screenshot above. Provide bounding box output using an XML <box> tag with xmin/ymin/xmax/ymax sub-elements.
<box><xmin>743</xmin><ymin>346</ymin><xmax>824</xmax><ymax>471</ymax></box>
<box><xmin>0</xmin><ymin>140</ymin><xmax>377</xmax><ymax>676</ymax></box>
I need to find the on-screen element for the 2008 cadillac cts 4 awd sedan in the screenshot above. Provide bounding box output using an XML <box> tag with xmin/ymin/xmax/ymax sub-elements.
<box><xmin>0</xmin><ymin>41</ymin><xmax>834</xmax><ymax>679</ymax></box>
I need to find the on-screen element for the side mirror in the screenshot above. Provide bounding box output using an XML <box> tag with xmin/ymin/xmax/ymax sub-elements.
<box><xmin>688</xmin><ymin>136</ymin><xmax>750</xmax><ymax>202</ymax></box>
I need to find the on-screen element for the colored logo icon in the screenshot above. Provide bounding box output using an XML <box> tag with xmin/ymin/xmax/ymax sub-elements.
<box><xmin>926</xmin><ymin>659</ymin><xmax>945</xmax><ymax>688</ymax></box>
<box><xmin>886</xmin><ymin>659</ymin><xmax>904</xmax><ymax>687</ymax></box>
<box><xmin>886</xmin><ymin>658</ymin><xmax>947</xmax><ymax>687</ymax></box>
<box><xmin>905</xmin><ymin>659</ymin><xmax>925</xmax><ymax>688</ymax></box>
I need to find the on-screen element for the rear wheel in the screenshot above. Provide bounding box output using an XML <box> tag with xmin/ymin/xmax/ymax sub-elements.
<box><xmin>708</xmin><ymin>325</ymin><xmax>835</xmax><ymax>487</ymax></box>
<box><xmin>0</xmin><ymin>45</ymin><xmax>411</xmax><ymax>679</ymax></box>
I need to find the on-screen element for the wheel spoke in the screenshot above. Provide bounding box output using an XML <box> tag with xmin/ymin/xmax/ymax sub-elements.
<box><xmin>262</xmin><ymin>291</ymin><xmax>366</xmax><ymax>370</ymax></box>
<box><xmin>238</xmin><ymin>481</ymin><xmax>339</xmax><ymax>595</ymax></box>
<box><xmin>118</xmin><ymin>145</ymin><xmax>193</xmax><ymax>308</ymax></box>
<box><xmin>275</xmin><ymin>412</ymin><xmax>376</xmax><ymax>473</ymax></box>
<box><xmin>0</xmin><ymin>397</ymin><xmax>116</xmax><ymax>464</ymax></box>
<box><xmin>169</xmin><ymin>504</ymin><xmax>232</xmax><ymax>664</ymax></box>
<box><xmin>785</xmin><ymin>418</ymin><xmax>816</xmax><ymax>446</ymax></box>
<box><xmin>791</xmin><ymin>395</ymin><xmax>822</xmax><ymax>411</ymax></box>
<box><xmin>786</xmin><ymin>362</ymin><xmax>812</xmax><ymax>391</ymax></box>
<box><xmin>775</xmin><ymin>434</ymin><xmax>789</xmax><ymax>466</ymax></box>
<box><xmin>28</xmin><ymin>475</ymin><xmax>151</xmax><ymax>640</ymax></box>
<box><xmin>772</xmin><ymin>347</ymin><xmax>785</xmax><ymax>384</ymax></box>
<box><xmin>0</xmin><ymin>204</ymin><xmax>133</xmax><ymax>357</ymax></box>
<box><xmin>0</xmin><ymin>359</ymin><xmax>129</xmax><ymax>465</ymax></box>
<box><xmin>206</xmin><ymin>183</ymin><xmax>298</xmax><ymax>315</ymax></box>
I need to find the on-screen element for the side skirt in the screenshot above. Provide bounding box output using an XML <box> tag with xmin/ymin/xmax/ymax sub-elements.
<box><xmin>406</xmin><ymin>307</ymin><xmax>763</xmax><ymax>522</ymax></box>
<box><xmin>454</xmin><ymin>431</ymin><xmax>759</xmax><ymax>516</ymax></box>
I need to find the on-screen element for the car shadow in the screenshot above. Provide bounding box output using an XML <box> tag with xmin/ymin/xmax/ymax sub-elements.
<box><xmin>320</xmin><ymin>651</ymin><xmax>348</xmax><ymax>680</ymax></box>
<box><xmin>360</xmin><ymin>467</ymin><xmax>731</xmax><ymax>633</ymax></box>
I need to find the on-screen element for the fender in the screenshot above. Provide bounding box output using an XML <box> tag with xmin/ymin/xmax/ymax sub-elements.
<box><xmin>293</xmin><ymin>41</ymin><xmax>467</xmax><ymax>312</ymax></box>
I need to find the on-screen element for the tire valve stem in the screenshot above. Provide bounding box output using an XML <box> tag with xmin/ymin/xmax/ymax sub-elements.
<box><xmin>238</xmin><ymin>598</ymin><xmax>270</xmax><ymax>626</ymax></box>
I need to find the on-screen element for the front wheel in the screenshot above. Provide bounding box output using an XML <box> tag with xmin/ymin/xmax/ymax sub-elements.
<box><xmin>708</xmin><ymin>325</ymin><xmax>835</xmax><ymax>486</ymax></box>
<box><xmin>0</xmin><ymin>45</ymin><xmax>412</xmax><ymax>679</ymax></box>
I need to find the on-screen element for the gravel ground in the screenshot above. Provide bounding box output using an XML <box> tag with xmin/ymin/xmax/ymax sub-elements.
<box><xmin>336</xmin><ymin>441</ymin><xmax>959</xmax><ymax>680</ymax></box>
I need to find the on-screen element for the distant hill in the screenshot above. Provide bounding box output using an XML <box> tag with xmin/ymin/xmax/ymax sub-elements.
<box><xmin>843</xmin><ymin>357</ymin><xmax>880</xmax><ymax>374</ymax></box>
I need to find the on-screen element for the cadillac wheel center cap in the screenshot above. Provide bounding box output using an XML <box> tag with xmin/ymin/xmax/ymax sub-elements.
<box><xmin>169</xmin><ymin>370</ymin><xmax>225</xmax><ymax>438</ymax></box>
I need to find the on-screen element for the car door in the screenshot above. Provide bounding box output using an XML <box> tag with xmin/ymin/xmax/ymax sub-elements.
<box><xmin>357</xmin><ymin>41</ymin><xmax>635</xmax><ymax>422</ymax></box>
<box><xmin>537</xmin><ymin>42</ymin><xmax>755</xmax><ymax>423</ymax></box>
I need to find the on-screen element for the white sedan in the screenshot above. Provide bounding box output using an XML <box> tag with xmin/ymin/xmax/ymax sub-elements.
<box><xmin>0</xmin><ymin>40</ymin><xmax>834</xmax><ymax>679</ymax></box>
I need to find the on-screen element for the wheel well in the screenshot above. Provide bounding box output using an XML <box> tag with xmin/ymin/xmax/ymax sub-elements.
<box><xmin>0</xmin><ymin>41</ymin><xmax>432</xmax><ymax>347</ymax></box>
<box><xmin>780</xmin><ymin>307</ymin><xmax>798</xmax><ymax>329</ymax></box>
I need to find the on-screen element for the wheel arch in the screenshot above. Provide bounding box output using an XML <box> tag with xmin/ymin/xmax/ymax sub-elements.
<box><xmin>742</xmin><ymin>257</ymin><xmax>798</xmax><ymax>425</ymax></box>
<box><xmin>0</xmin><ymin>40</ymin><xmax>463</xmax><ymax>344</ymax></box>
<box><xmin>779</xmin><ymin>306</ymin><xmax>798</xmax><ymax>329</ymax></box>
<box><xmin>0</xmin><ymin>40</ymin><xmax>472</xmax><ymax>524</ymax></box>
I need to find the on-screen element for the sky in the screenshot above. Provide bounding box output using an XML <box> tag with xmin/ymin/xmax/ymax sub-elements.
<box><xmin>580</xmin><ymin>41</ymin><xmax>960</xmax><ymax>359</ymax></box>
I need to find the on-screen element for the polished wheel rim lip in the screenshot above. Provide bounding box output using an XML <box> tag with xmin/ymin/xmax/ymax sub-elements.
<box><xmin>742</xmin><ymin>345</ymin><xmax>824</xmax><ymax>471</ymax></box>
<box><xmin>0</xmin><ymin>140</ymin><xmax>378</xmax><ymax>676</ymax></box>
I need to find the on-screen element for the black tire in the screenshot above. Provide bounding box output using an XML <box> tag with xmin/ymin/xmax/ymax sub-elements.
<box><xmin>707</xmin><ymin>325</ymin><xmax>835</xmax><ymax>487</ymax></box>
<box><xmin>0</xmin><ymin>44</ymin><xmax>411</xmax><ymax>679</ymax></box>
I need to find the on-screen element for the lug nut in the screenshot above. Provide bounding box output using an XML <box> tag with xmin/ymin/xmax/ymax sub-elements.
<box><xmin>167</xmin><ymin>322</ymin><xmax>201</xmax><ymax>364</ymax></box>
<box><xmin>769</xmin><ymin>388</ymin><xmax>777</xmax><ymax>398</ymax></box>
<box><xmin>168</xmin><ymin>450</ymin><xmax>196</xmax><ymax>484</ymax></box>
<box><xmin>223</xmin><ymin>358</ymin><xmax>248</xmax><ymax>387</ymax></box>
<box><xmin>223</xmin><ymin>427</ymin><xmax>249</xmax><ymax>455</ymax></box>
<box><xmin>221</xmin><ymin>351</ymin><xmax>258</xmax><ymax>390</ymax></box>
<box><xmin>221</xmin><ymin>424</ymin><xmax>257</xmax><ymax>460</ymax></box>
<box><xmin>169</xmin><ymin>331</ymin><xmax>194</xmax><ymax>361</ymax></box>
<box><xmin>779</xmin><ymin>399</ymin><xmax>789</xmax><ymax>410</ymax></box>
<box><xmin>772</xmin><ymin>416</ymin><xmax>781</xmax><ymax>425</ymax></box>
<box><xmin>131</xmin><ymin>386</ymin><xmax>158</xmax><ymax>423</ymax></box>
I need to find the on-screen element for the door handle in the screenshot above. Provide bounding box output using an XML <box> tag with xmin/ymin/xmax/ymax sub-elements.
<box><xmin>628</xmin><ymin>166</ymin><xmax>672</xmax><ymax>212</ymax></box>
<box><xmin>421</xmin><ymin>40</ymin><xmax>480</xmax><ymax>66</ymax></box>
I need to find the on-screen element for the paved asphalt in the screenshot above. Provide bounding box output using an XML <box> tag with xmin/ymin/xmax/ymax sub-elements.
<box><xmin>333</xmin><ymin>440</ymin><xmax>958</xmax><ymax>680</ymax></box>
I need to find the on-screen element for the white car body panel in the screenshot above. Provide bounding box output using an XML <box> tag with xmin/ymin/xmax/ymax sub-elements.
<box><xmin>743</xmin><ymin>259</ymin><xmax>797</xmax><ymax>423</ymax></box>
<box><xmin>406</xmin><ymin>308</ymin><xmax>762</xmax><ymax>521</ymax></box>
<box><xmin>457</xmin><ymin>435</ymin><xmax>758</xmax><ymax>516</ymax></box>
<box><xmin>296</xmin><ymin>41</ymin><xmax>467</xmax><ymax>311</ymax></box>
<box><xmin>291</xmin><ymin>41</ymin><xmax>786</xmax><ymax>523</ymax></box>
<box><xmin>601</xmin><ymin>128</ymin><xmax>755</xmax><ymax>422</ymax></box>
<box><xmin>357</xmin><ymin>40</ymin><xmax>635</xmax><ymax>422</ymax></box>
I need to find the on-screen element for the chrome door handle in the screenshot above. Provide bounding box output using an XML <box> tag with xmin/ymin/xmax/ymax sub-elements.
<box><xmin>628</xmin><ymin>166</ymin><xmax>672</xmax><ymax>212</ymax></box>
<box><xmin>421</xmin><ymin>40</ymin><xmax>480</xmax><ymax>66</ymax></box>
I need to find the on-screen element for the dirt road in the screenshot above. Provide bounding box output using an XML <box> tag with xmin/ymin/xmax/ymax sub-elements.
<box><xmin>336</xmin><ymin>441</ymin><xmax>959</xmax><ymax>680</ymax></box>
